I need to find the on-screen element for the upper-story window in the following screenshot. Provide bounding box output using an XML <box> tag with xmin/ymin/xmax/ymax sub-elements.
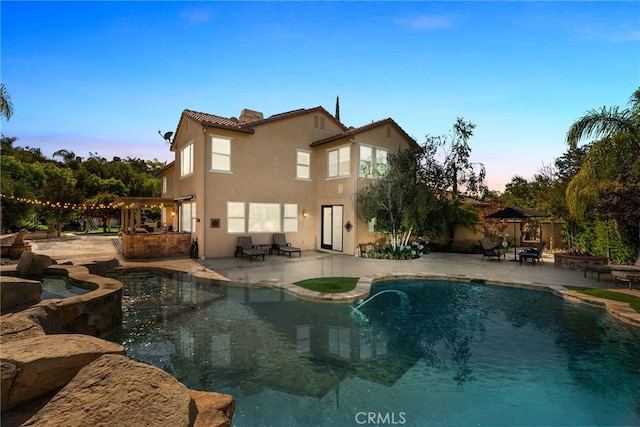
<box><xmin>359</xmin><ymin>145</ymin><xmax>388</xmax><ymax>177</ymax></box>
<box><xmin>314</xmin><ymin>115</ymin><xmax>325</xmax><ymax>130</ymax></box>
<box><xmin>162</xmin><ymin>176</ymin><xmax>167</xmax><ymax>194</ymax></box>
<box><xmin>296</xmin><ymin>149</ymin><xmax>311</xmax><ymax>180</ymax></box>
<box><xmin>211</xmin><ymin>135</ymin><xmax>232</xmax><ymax>172</ymax></box>
<box><xmin>180</xmin><ymin>142</ymin><xmax>194</xmax><ymax>177</ymax></box>
<box><xmin>327</xmin><ymin>145</ymin><xmax>350</xmax><ymax>178</ymax></box>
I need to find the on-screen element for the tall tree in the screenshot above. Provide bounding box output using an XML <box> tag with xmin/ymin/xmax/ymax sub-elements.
<box><xmin>0</xmin><ymin>83</ymin><xmax>14</xmax><ymax>120</ymax></box>
<box><xmin>335</xmin><ymin>96</ymin><xmax>340</xmax><ymax>122</ymax></box>
<box><xmin>565</xmin><ymin>88</ymin><xmax>640</xmax><ymax>259</ymax></box>
<box><xmin>423</xmin><ymin>118</ymin><xmax>486</xmax><ymax>246</ymax></box>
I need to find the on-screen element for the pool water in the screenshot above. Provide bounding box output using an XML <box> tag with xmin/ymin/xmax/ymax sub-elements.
<box><xmin>106</xmin><ymin>270</ymin><xmax>640</xmax><ymax>426</ymax></box>
<box><xmin>40</xmin><ymin>277</ymin><xmax>92</xmax><ymax>299</ymax></box>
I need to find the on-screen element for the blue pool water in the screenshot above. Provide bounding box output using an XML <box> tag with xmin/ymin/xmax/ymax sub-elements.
<box><xmin>40</xmin><ymin>277</ymin><xmax>92</xmax><ymax>299</ymax></box>
<box><xmin>106</xmin><ymin>270</ymin><xmax>640</xmax><ymax>426</ymax></box>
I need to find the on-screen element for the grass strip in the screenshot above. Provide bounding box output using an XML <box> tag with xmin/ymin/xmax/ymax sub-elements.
<box><xmin>294</xmin><ymin>277</ymin><xmax>359</xmax><ymax>293</ymax></box>
<box><xmin>567</xmin><ymin>287</ymin><xmax>640</xmax><ymax>313</ymax></box>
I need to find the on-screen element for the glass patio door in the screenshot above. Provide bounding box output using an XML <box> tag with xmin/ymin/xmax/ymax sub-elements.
<box><xmin>321</xmin><ymin>205</ymin><xmax>343</xmax><ymax>251</ymax></box>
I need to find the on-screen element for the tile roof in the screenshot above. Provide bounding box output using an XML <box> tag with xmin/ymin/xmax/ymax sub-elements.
<box><xmin>309</xmin><ymin>118</ymin><xmax>417</xmax><ymax>148</ymax></box>
<box><xmin>182</xmin><ymin>109</ymin><xmax>255</xmax><ymax>133</ymax></box>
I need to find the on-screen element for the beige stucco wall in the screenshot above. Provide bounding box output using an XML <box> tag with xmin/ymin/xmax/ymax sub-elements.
<box><xmin>163</xmin><ymin>111</ymin><xmax>417</xmax><ymax>258</ymax></box>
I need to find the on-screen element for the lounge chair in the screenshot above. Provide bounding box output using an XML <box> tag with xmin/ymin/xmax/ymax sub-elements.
<box><xmin>273</xmin><ymin>233</ymin><xmax>302</xmax><ymax>258</ymax></box>
<box><xmin>584</xmin><ymin>259</ymin><xmax>640</xmax><ymax>281</ymax></box>
<box><xmin>518</xmin><ymin>241</ymin><xmax>546</xmax><ymax>265</ymax></box>
<box><xmin>235</xmin><ymin>236</ymin><xmax>266</xmax><ymax>261</ymax></box>
<box><xmin>479</xmin><ymin>237</ymin><xmax>505</xmax><ymax>262</ymax></box>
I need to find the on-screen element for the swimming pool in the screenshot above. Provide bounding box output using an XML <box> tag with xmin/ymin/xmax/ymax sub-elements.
<box><xmin>106</xmin><ymin>270</ymin><xmax>640</xmax><ymax>426</ymax></box>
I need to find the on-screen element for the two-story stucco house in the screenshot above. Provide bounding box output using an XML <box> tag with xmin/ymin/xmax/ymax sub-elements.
<box><xmin>157</xmin><ymin>106</ymin><xmax>418</xmax><ymax>259</ymax></box>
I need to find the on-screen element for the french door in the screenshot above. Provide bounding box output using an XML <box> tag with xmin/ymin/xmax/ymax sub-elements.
<box><xmin>321</xmin><ymin>205</ymin><xmax>343</xmax><ymax>251</ymax></box>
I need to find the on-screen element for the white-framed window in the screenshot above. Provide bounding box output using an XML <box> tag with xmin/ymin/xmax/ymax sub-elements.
<box><xmin>283</xmin><ymin>203</ymin><xmax>298</xmax><ymax>232</ymax></box>
<box><xmin>327</xmin><ymin>145</ymin><xmax>350</xmax><ymax>178</ymax></box>
<box><xmin>368</xmin><ymin>217</ymin><xmax>376</xmax><ymax>233</ymax></box>
<box><xmin>227</xmin><ymin>202</ymin><xmax>245</xmax><ymax>233</ymax></box>
<box><xmin>180</xmin><ymin>142</ymin><xmax>194</xmax><ymax>177</ymax></box>
<box><xmin>249</xmin><ymin>203</ymin><xmax>281</xmax><ymax>232</ymax></box>
<box><xmin>162</xmin><ymin>176</ymin><xmax>167</xmax><ymax>194</ymax></box>
<box><xmin>180</xmin><ymin>201</ymin><xmax>196</xmax><ymax>232</ymax></box>
<box><xmin>314</xmin><ymin>115</ymin><xmax>325</xmax><ymax>130</ymax></box>
<box><xmin>359</xmin><ymin>145</ymin><xmax>373</xmax><ymax>177</ymax></box>
<box><xmin>376</xmin><ymin>148</ymin><xmax>388</xmax><ymax>175</ymax></box>
<box><xmin>211</xmin><ymin>135</ymin><xmax>232</xmax><ymax>172</ymax></box>
<box><xmin>359</xmin><ymin>145</ymin><xmax>388</xmax><ymax>177</ymax></box>
<box><xmin>296</xmin><ymin>149</ymin><xmax>311</xmax><ymax>180</ymax></box>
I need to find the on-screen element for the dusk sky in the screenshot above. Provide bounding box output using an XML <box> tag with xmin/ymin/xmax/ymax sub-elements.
<box><xmin>2</xmin><ymin>1</ymin><xmax>638</xmax><ymax>191</ymax></box>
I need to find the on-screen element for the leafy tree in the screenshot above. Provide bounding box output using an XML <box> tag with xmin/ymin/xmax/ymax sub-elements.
<box><xmin>83</xmin><ymin>192</ymin><xmax>120</xmax><ymax>233</ymax></box>
<box><xmin>424</xmin><ymin>118</ymin><xmax>488</xmax><ymax>199</ymax></box>
<box><xmin>358</xmin><ymin>147</ymin><xmax>430</xmax><ymax>247</ymax></box>
<box><xmin>423</xmin><ymin>118</ymin><xmax>485</xmax><ymax>245</ymax></box>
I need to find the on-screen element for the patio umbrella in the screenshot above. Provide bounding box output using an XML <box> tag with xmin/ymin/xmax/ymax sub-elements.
<box><xmin>485</xmin><ymin>205</ymin><xmax>548</xmax><ymax>261</ymax></box>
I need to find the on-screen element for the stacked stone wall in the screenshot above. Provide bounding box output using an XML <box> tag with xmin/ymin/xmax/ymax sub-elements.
<box><xmin>121</xmin><ymin>233</ymin><xmax>191</xmax><ymax>259</ymax></box>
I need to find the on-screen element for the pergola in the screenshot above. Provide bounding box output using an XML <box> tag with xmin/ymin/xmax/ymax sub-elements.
<box><xmin>112</xmin><ymin>197</ymin><xmax>176</xmax><ymax>233</ymax></box>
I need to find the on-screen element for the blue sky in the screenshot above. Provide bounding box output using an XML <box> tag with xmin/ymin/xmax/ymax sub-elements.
<box><xmin>2</xmin><ymin>1</ymin><xmax>639</xmax><ymax>191</ymax></box>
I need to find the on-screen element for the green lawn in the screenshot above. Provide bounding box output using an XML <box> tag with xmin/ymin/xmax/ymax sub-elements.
<box><xmin>568</xmin><ymin>287</ymin><xmax>640</xmax><ymax>313</ymax></box>
<box><xmin>294</xmin><ymin>277</ymin><xmax>359</xmax><ymax>293</ymax></box>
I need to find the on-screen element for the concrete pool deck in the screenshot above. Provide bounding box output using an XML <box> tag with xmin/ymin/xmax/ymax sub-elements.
<box><xmin>24</xmin><ymin>234</ymin><xmax>640</xmax><ymax>326</ymax></box>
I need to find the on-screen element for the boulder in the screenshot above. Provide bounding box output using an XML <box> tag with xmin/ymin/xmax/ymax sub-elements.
<box><xmin>16</xmin><ymin>252</ymin><xmax>57</xmax><ymax>275</ymax></box>
<box><xmin>1</xmin><ymin>334</ymin><xmax>125</xmax><ymax>411</ymax></box>
<box><xmin>0</xmin><ymin>276</ymin><xmax>41</xmax><ymax>312</ymax></box>
<box><xmin>21</xmin><ymin>354</ymin><xmax>202</xmax><ymax>426</ymax></box>
<box><xmin>189</xmin><ymin>389</ymin><xmax>235</xmax><ymax>427</ymax></box>
<box><xmin>0</xmin><ymin>300</ymin><xmax>61</xmax><ymax>343</ymax></box>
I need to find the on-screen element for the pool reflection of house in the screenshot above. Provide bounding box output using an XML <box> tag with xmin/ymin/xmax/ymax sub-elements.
<box><xmin>159</xmin><ymin>274</ymin><xmax>418</xmax><ymax>398</ymax></box>
<box><xmin>151</xmin><ymin>106</ymin><xmax>419</xmax><ymax>259</ymax></box>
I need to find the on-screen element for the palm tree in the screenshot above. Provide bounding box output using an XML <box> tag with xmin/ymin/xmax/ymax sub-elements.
<box><xmin>0</xmin><ymin>83</ymin><xmax>14</xmax><ymax>120</ymax></box>
<box><xmin>565</xmin><ymin>88</ymin><xmax>640</xmax><ymax>260</ymax></box>
<box><xmin>566</xmin><ymin>88</ymin><xmax>640</xmax><ymax>150</ymax></box>
<box><xmin>565</xmin><ymin>89</ymin><xmax>640</xmax><ymax>219</ymax></box>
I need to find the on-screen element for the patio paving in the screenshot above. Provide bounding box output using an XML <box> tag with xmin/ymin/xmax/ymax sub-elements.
<box><xmin>20</xmin><ymin>234</ymin><xmax>639</xmax><ymax>326</ymax></box>
<box><xmin>22</xmin><ymin>234</ymin><xmax>632</xmax><ymax>291</ymax></box>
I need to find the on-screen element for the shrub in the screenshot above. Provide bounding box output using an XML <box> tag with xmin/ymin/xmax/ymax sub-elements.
<box><xmin>365</xmin><ymin>240</ymin><xmax>427</xmax><ymax>260</ymax></box>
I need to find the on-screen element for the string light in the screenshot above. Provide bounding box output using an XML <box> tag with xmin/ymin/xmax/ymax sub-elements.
<box><xmin>0</xmin><ymin>193</ymin><xmax>168</xmax><ymax>211</ymax></box>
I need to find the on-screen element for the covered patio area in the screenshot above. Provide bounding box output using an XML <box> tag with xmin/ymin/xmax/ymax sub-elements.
<box><xmin>112</xmin><ymin>197</ymin><xmax>192</xmax><ymax>259</ymax></box>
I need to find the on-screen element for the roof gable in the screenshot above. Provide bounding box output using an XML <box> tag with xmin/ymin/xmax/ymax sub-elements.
<box><xmin>310</xmin><ymin>118</ymin><xmax>417</xmax><ymax>148</ymax></box>
<box><xmin>171</xmin><ymin>106</ymin><xmax>346</xmax><ymax>149</ymax></box>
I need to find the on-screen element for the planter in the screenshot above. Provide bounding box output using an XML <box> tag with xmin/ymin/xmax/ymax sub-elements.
<box><xmin>554</xmin><ymin>253</ymin><xmax>608</xmax><ymax>270</ymax></box>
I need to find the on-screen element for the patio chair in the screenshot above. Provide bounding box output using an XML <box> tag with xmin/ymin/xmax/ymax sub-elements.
<box><xmin>235</xmin><ymin>236</ymin><xmax>266</xmax><ymax>261</ymax></box>
<box><xmin>479</xmin><ymin>237</ymin><xmax>505</xmax><ymax>262</ymax></box>
<box><xmin>273</xmin><ymin>233</ymin><xmax>302</xmax><ymax>258</ymax></box>
<box><xmin>518</xmin><ymin>241</ymin><xmax>546</xmax><ymax>265</ymax></box>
